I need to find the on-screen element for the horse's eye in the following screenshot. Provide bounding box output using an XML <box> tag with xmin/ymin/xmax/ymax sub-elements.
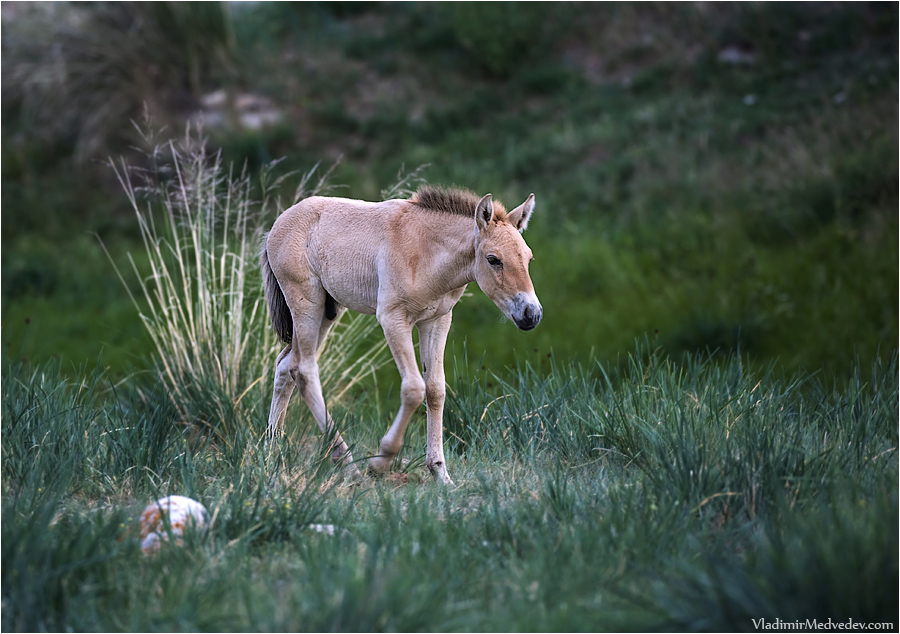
<box><xmin>486</xmin><ymin>255</ymin><xmax>503</xmax><ymax>268</ymax></box>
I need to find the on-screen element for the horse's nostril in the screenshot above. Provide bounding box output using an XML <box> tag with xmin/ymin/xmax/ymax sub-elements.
<box><xmin>510</xmin><ymin>294</ymin><xmax>541</xmax><ymax>330</ymax></box>
<box><xmin>514</xmin><ymin>304</ymin><xmax>541</xmax><ymax>330</ymax></box>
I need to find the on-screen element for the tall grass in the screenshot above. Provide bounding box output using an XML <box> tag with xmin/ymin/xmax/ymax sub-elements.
<box><xmin>447</xmin><ymin>344</ymin><xmax>898</xmax><ymax>526</ymax></box>
<box><xmin>103</xmin><ymin>128</ymin><xmax>388</xmax><ymax>441</ymax></box>
<box><xmin>3</xmin><ymin>344</ymin><xmax>896</xmax><ymax>631</ymax></box>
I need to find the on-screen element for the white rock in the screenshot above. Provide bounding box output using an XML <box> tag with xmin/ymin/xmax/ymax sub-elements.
<box><xmin>139</xmin><ymin>495</ymin><xmax>209</xmax><ymax>554</ymax></box>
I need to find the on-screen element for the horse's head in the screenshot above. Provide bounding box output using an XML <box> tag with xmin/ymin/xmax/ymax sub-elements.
<box><xmin>472</xmin><ymin>193</ymin><xmax>542</xmax><ymax>331</ymax></box>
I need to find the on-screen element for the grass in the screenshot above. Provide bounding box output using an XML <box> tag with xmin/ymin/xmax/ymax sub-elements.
<box><xmin>2</xmin><ymin>345</ymin><xmax>896</xmax><ymax>631</ymax></box>
<box><xmin>1</xmin><ymin>6</ymin><xmax>897</xmax><ymax>629</ymax></box>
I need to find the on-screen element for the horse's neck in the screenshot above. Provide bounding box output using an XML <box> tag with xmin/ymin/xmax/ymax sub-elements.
<box><xmin>429</xmin><ymin>219</ymin><xmax>478</xmax><ymax>293</ymax></box>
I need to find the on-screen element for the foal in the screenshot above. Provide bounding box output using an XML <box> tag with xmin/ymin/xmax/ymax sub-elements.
<box><xmin>260</xmin><ymin>186</ymin><xmax>542</xmax><ymax>485</ymax></box>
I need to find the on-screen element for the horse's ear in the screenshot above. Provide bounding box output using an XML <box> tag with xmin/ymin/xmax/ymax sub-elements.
<box><xmin>507</xmin><ymin>193</ymin><xmax>535</xmax><ymax>232</ymax></box>
<box><xmin>474</xmin><ymin>193</ymin><xmax>494</xmax><ymax>230</ymax></box>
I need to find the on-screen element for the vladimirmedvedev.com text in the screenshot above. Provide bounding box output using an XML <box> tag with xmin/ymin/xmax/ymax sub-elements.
<box><xmin>752</xmin><ymin>618</ymin><xmax>895</xmax><ymax>631</ymax></box>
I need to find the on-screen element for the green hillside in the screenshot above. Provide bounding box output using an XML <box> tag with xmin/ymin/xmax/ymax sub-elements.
<box><xmin>2</xmin><ymin>2</ymin><xmax>897</xmax><ymax>381</ymax></box>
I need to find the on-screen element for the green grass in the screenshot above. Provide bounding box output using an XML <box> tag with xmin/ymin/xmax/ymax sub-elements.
<box><xmin>1</xmin><ymin>7</ymin><xmax>897</xmax><ymax>628</ymax></box>
<box><xmin>3</xmin><ymin>345</ymin><xmax>897</xmax><ymax>631</ymax></box>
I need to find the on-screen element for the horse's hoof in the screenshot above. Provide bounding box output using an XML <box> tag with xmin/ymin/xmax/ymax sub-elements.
<box><xmin>329</xmin><ymin>443</ymin><xmax>353</xmax><ymax>462</ymax></box>
<box><xmin>342</xmin><ymin>467</ymin><xmax>366</xmax><ymax>486</ymax></box>
<box><xmin>430</xmin><ymin>470</ymin><xmax>454</xmax><ymax>487</ymax></box>
<box><xmin>427</xmin><ymin>460</ymin><xmax>454</xmax><ymax>486</ymax></box>
<box><xmin>367</xmin><ymin>454</ymin><xmax>394</xmax><ymax>475</ymax></box>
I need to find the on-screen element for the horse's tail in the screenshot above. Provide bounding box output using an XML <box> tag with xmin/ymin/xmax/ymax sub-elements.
<box><xmin>260</xmin><ymin>234</ymin><xmax>293</xmax><ymax>344</ymax></box>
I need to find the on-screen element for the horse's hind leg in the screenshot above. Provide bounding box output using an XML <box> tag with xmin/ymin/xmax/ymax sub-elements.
<box><xmin>267</xmin><ymin>344</ymin><xmax>296</xmax><ymax>439</ymax></box>
<box><xmin>283</xmin><ymin>281</ymin><xmax>354</xmax><ymax>466</ymax></box>
<box><xmin>268</xmin><ymin>295</ymin><xmax>344</xmax><ymax>441</ymax></box>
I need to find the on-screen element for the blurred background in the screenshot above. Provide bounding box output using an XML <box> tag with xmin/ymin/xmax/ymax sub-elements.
<box><xmin>2</xmin><ymin>1</ymin><xmax>897</xmax><ymax>385</ymax></box>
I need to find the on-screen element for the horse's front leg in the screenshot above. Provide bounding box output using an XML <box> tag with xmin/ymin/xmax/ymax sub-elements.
<box><xmin>418</xmin><ymin>312</ymin><xmax>454</xmax><ymax>486</ymax></box>
<box><xmin>370</xmin><ymin>311</ymin><xmax>425</xmax><ymax>475</ymax></box>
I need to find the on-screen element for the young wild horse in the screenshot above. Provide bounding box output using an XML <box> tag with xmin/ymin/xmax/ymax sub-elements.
<box><xmin>260</xmin><ymin>186</ymin><xmax>542</xmax><ymax>485</ymax></box>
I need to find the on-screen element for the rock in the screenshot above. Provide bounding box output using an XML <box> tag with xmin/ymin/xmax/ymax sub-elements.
<box><xmin>139</xmin><ymin>495</ymin><xmax>209</xmax><ymax>554</ymax></box>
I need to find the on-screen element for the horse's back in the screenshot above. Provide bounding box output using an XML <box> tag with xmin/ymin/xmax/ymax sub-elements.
<box><xmin>266</xmin><ymin>196</ymin><xmax>408</xmax><ymax>314</ymax></box>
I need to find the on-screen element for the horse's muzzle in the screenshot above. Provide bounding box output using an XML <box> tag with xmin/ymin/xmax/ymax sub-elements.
<box><xmin>510</xmin><ymin>293</ymin><xmax>542</xmax><ymax>331</ymax></box>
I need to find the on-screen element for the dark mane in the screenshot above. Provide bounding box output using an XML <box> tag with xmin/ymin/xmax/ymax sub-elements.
<box><xmin>410</xmin><ymin>185</ymin><xmax>506</xmax><ymax>217</ymax></box>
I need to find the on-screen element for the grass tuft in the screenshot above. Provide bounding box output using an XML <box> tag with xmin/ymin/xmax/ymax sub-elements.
<box><xmin>102</xmin><ymin>127</ymin><xmax>389</xmax><ymax>443</ymax></box>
